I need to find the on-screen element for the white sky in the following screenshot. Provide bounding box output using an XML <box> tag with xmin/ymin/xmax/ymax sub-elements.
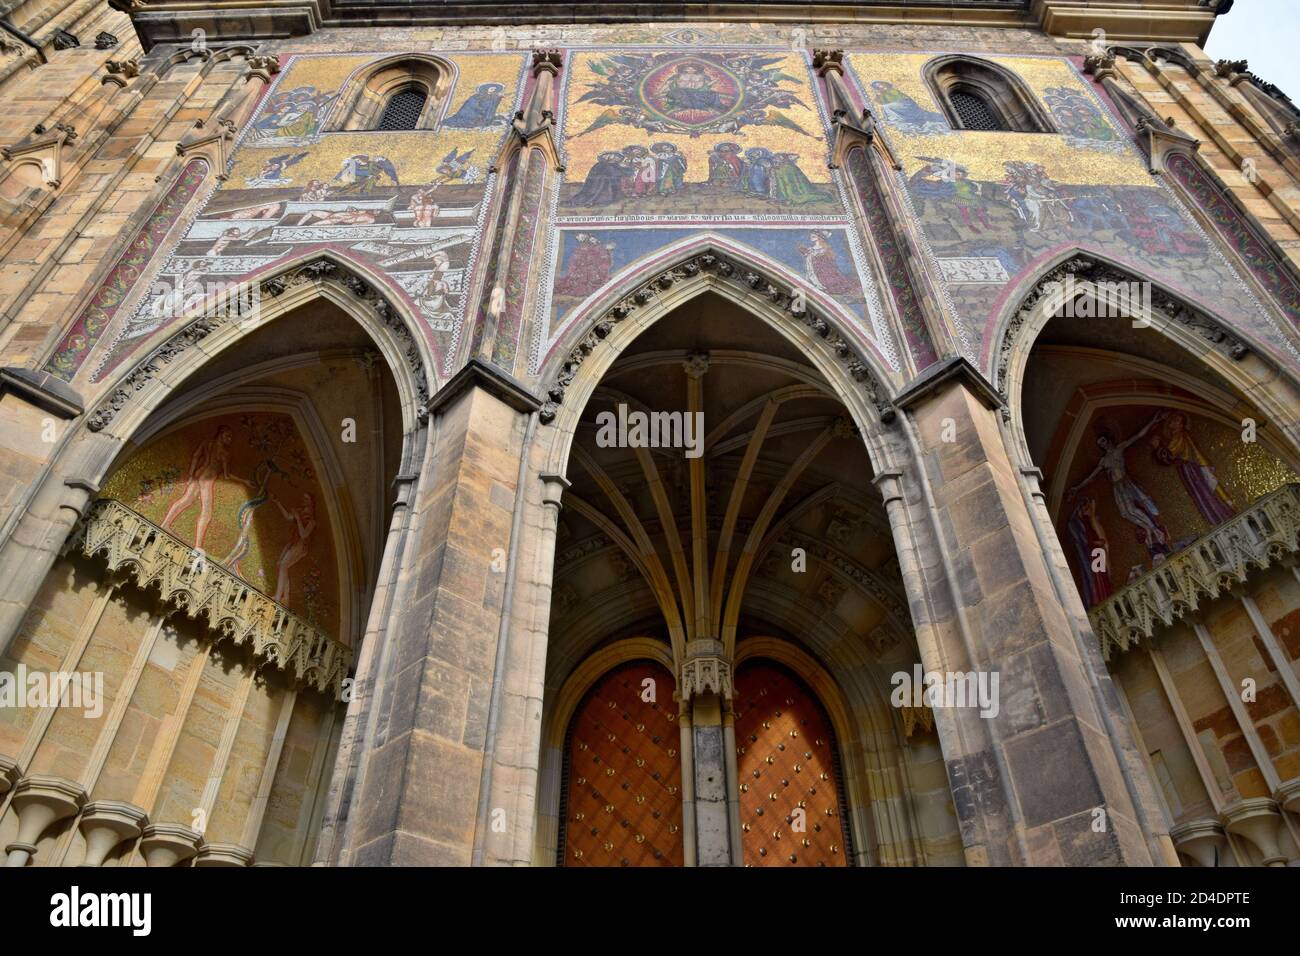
<box><xmin>1204</xmin><ymin>0</ymin><xmax>1300</xmax><ymax>102</ymax></box>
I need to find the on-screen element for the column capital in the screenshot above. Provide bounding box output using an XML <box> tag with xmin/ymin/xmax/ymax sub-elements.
<box><xmin>0</xmin><ymin>755</ymin><xmax>20</xmax><ymax>796</ymax></box>
<box><xmin>428</xmin><ymin>358</ymin><xmax>543</xmax><ymax>418</ymax></box>
<box><xmin>139</xmin><ymin>823</ymin><xmax>202</xmax><ymax>867</ymax></box>
<box><xmin>872</xmin><ymin>468</ymin><xmax>905</xmax><ymax>508</ymax></box>
<box><xmin>892</xmin><ymin>355</ymin><xmax>1003</xmax><ymax>416</ymax></box>
<box><xmin>0</xmin><ymin>367</ymin><xmax>83</xmax><ymax>419</ymax></box>
<box><xmin>679</xmin><ymin>655</ymin><xmax>734</xmax><ymax>701</ymax></box>
<box><xmin>539</xmin><ymin>472</ymin><xmax>570</xmax><ymax>511</ymax></box>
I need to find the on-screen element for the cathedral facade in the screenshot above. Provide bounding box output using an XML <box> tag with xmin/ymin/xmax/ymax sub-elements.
<box><xmin>1</xmin><ymin>0</ymin><xmax>1299</xmax><ymax>868</ymax></box>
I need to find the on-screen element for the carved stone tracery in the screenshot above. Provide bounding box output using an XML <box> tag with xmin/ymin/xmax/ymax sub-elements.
<box><xmin>86</xmin><ymin>257</ymin><xmax>431</xmax><ymax>432</ymax></box>
<box><xmin>538</xmin><ymin>251</ymin><xmax>895</xmax><ymax>427</ymax></box>
<box><xmin>1088</xmin><ymin>483</ymin><xmax>1300</xmax><ymax>659</ymax></box>
<box><xmin>679</xmin><ymin>656</ymin><xmax>734</xmax><ymax>701</ymax></box>
<box><xmin>67</xmin><ymin>498</ymin><xmax>352</xmax><ymax>695</ymax></box>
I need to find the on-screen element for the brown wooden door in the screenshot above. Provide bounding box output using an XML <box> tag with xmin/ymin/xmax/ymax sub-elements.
<box><xmin>560</xmin><ymin>660</ymin><xmax>684</xmax><ymax>866</ymax></box>
<box><xmin>734</xmin><ymin>660</ymin><xmax>852</xmax><ymax>866</ymax></box>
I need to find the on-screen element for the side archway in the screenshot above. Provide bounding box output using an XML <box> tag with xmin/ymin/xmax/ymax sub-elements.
<box><xmin>992</xmin><ymin>250</ymin><xmax>1300</xmax><ymax>473</ymax></box>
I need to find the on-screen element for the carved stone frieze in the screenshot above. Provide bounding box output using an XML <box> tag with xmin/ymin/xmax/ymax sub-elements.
<box><xmin>1089</xmin><ymin>483</ymin><xmax>1300</xmax><ymax>659</ymax></box>
<box><xmin>67</xmin><ymin>498</ymin><xmax>352</xmax><ymax>694</ymax></box>
<box><xmin>538</xmin><ymin>251</ymin><xmax>895</xmax><ymax>427</ymax></box>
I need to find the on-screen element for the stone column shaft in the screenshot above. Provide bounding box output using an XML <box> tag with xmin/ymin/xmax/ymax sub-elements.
<box><xmin>341</xmin><ymin>361</ymin><xmax>540</xmax><ymax>866</ymax></box>
<box><xmin>889</xmin><ymin>360</ymin><xmax>1164</xmax><ymax>865</ymax></box>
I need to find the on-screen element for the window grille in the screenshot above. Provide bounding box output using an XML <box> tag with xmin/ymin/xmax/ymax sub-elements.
<box><xmin>949</xmin><ymin>90</ymin><xmax>1002</xmax><ymax>131</ymax></box>
<box><xmin>377</xmin><ymin>88</ymin><xmax>426</xmax><ymax>131</ymax></box>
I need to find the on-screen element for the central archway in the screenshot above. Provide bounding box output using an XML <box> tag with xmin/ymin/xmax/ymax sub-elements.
<box><xmin>531</xmin><ymin>274</ymin><xmax>963</xmax><ymax>866</ymax></box>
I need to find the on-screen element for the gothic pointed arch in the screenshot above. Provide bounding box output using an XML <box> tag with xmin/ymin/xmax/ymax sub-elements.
<box><xmin>536</xmin><ymin>241</ymin><xmax>901</xmax><ymax>483</ymax></box>
<box><xmin>81</xmin><ymin>252</ymin><xmax>435</xmax><ymax>455</ymax></box>
<box><xmin>991</xmin><ymin>250</ymin><xmax>1300</xmax><ymax>468</ymax></box>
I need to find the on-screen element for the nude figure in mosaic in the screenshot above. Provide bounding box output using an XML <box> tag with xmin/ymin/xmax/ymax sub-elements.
<box><xmin>160</xmin><ymin>424</ymin><xmax>244</xmax><ymax>550</ymax></box>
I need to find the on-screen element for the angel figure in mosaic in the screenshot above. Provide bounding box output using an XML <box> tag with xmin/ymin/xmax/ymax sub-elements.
<box><xmin>869</xmin><ymin>81</ymin><xmax>947</xmax><ymax>134</ymax></box>
<box><xmin>1148</xmin><ymin>410</ymin><xmax>1237</xmax><ymax>525</ymax></box>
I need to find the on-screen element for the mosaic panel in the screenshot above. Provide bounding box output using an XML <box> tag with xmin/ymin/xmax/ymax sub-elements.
<box><xmin>559</xmin><ymin>50</ymin><xmax>836</xmax><ymax>218</ymax></box>
<box><xmin>73</xmin><ymin>51</ymin><xmax>528</xmax><ymax>384</ymax></box>
<box><xmin>846</xmin><ymin>53</ymin><xmax>1293</xmax><ymax>367</ymax></box>
<box><xmin>101</xmin><ymin>410</ymin><xmax>342</xmax><ymax>631</ymax></box>
<box><xmin>44</xmin><ymin>160</ymin><xmax>211</xmax><ymax>382</ymax></box>
<box><xmin>1057</xmin><ymin>404</ymin><xmax>1297</xmax><ymax>608</ymax></box>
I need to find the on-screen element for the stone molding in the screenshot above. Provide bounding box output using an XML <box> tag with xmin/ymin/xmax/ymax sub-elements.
<box><xmin>67</xmin><ymin>497</ymin><xmax>353</xmax><ymax>695</ymax></box>
<box><xmin>86</xmin><ymin>256</ymin><xmax>432</xmax><ymax>433</ymax></box>
<box><xmin>892</xmin><ymin>354</ymin><xmax>1003</xmax><ymax>414</ymax></box>
<box><xmin>539</xmin><ymin>250</ymin><xmax>895</xmax><ymax>426</ymax></box>
<box><xmin>0</xmin><ymin>367</ymin><xmax>83</xmax><ymax>418</ymax></box>
<box><xmin>1088</xmin><ymin>482</ymin><xmax>1300</xmax><ymax>659</ymax></box>
<box><xmin>427</xmin><ymin>356</ymin><xmax>542</xmax><ymax>418</ymax></box>
<box><xmin>78</xmin><ymin>800</ymin><xmax>149</xmax><ymax>866</ymax></box>
<box><xmin>995</xmin><ymin>254</ymin><xmax>1251</xmax><ymax>421</ymax></box>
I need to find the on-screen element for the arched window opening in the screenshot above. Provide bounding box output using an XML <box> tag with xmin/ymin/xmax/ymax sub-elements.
<box><xmin>925</xmin><ymin>55</ymin><xmax>1054</xmax><ymax>134</ymax></box>
<box><xmin>376</xmin><ymin>86</ymin><xmax>428</xmax><ymax>131</ymax></box>
<box><xmin>334</xmin><ymin>56</ymin><xmax>447</xmax><ymax>131</ymax></box>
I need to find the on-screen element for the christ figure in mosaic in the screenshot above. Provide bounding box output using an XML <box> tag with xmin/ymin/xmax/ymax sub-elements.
<box><xmin>1068</xmin><ymin>413</ymin><xmax>1172</xmax><ymax>559</ymax></box>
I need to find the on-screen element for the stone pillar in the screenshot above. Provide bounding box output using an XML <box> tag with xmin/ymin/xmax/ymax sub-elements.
<box><xmin>0</xmin><ymin>471</ymin><xmax>99</xmax><ymax>658</ymax></box>
<box><xmin>340</xmin><ymin>359</ymin><xmax>541</xmax><ymax>866</ymax></box>
<box><xmin>467</xmin><ymin>50</ymin><xmax>562</xmax><ymax>376</ymax></box>
<box><xmin>0</xmin><ymin>369</ymin><xmax>87</xmax><ymax>656</ymax></box>
<box><xmin>887</xmin><ymin>357</ymin><xmax>1163</xmax><ymax>865</ymax></box>
<box><xmin>471</xmin><ymin>471</ymin><xmax>567</xmax><ymax>866</ymax></box>
<box><xmin>312</xmin><ymin>472</ymin><xmax>420</xmax><ymax>865</ymax></box>
<box><xmin>680</xmin><ymin>652</ymin><xmax>738</xmax><ymax>866</ymax></box>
